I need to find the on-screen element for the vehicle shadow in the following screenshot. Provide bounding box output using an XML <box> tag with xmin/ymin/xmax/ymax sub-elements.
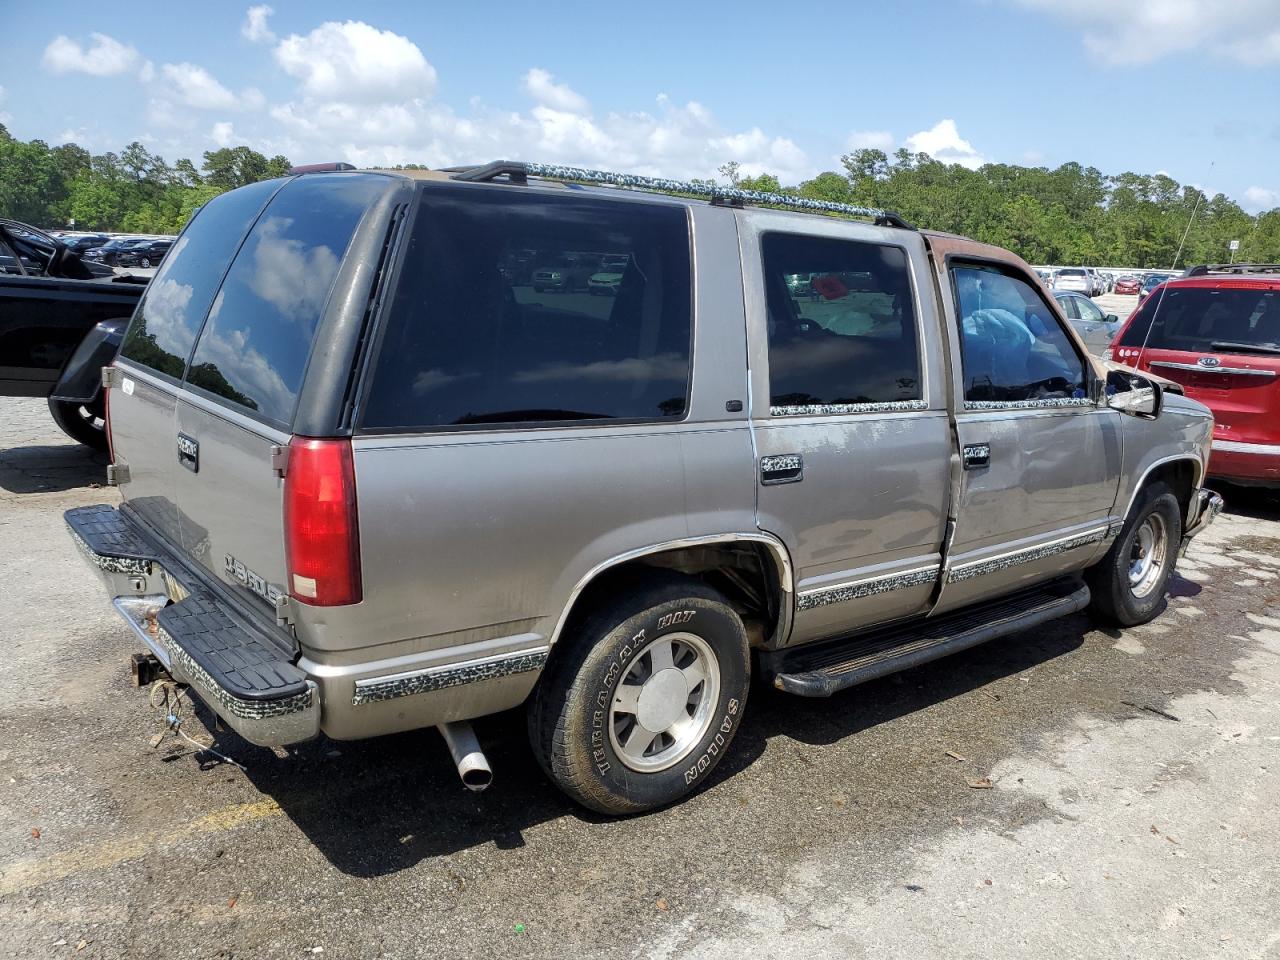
<box><xmin>213</xmin><ymin>610</ymin><xmax>1094</xmax><ymax>878</ymax></box>
<box><xmin>0</xmin><ymin>442</ymin><xmax>108</xmax><ymax>494</ymax></box>
<box><xmin>1217</xmin><ymin>482</ymin><xmax>1280</xmax><ymax>523</ymax></box>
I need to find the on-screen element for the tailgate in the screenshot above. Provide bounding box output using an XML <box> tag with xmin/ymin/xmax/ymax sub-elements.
<box><xmin>111</xmin><ymin>178</ymin><xmax>282</xmax><ymax>557</ymax></box>
<box><xmin>168</xmin><ymin>173</ymin><xmax>388</xmax><ymax>612</ymax></box>
<box><xmin>1143</xmin><ymin>350</ymin><xmax>1280</xmax><ymax>444</ymax></box>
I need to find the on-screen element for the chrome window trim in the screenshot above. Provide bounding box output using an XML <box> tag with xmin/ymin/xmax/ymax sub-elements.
<box><xmin>770</xmin><ymin>400</ymin><xmax>930</xmax><ymax>417</ymax></box>
<box><xmin>1150</xmin><ymin>361</ymin><xmax>1276</xmax><ymax>378</ymax></box>
<box><xmin>548</xmin><ymin>532</ymin><xmax>795</xmax><ymax>648</ymax></box>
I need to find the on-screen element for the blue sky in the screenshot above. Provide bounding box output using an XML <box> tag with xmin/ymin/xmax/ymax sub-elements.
<box><xmin>2</xmin><ymin>0</ymin><xmax>1278</xmax><ymax>211</ymax></box>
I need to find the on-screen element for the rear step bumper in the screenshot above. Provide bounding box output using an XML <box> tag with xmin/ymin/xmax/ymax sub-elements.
<box><xmin>764</xmin><ymin>578</ymin><xmax>1091</xmax><ymax>698</ymax></box>
<box><xmin>65</xmin><ymin>504</ymin><xmax>319</xmax><ymax>747</ymax></box>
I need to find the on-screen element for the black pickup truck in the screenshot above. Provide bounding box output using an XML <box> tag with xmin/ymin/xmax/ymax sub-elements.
<box><xmin>1</xmin><ymin>219</ymin><xmax>147</xmax><ymax>448</ymax></box>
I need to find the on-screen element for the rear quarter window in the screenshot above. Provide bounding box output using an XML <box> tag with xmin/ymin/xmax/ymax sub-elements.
<box><xmin>184</xmin><ymin>174</ymin><xmax>386</xmax><ymax>425</ymax></box>
<box><xmin>359</xmin><ymin>185</ymin><xmax>693</xmax><ymax>431</ymax></box>
<box><xmin>119</xmin><ymin>179</ymin><xmax>280</xmax><ymax>379</ymax></box>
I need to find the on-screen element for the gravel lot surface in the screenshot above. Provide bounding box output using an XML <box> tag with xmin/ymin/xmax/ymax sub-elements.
<box><xmin>1</xmin><ymin>394</ymin><xmax>1278</xmax><ymax>959</ymax></box>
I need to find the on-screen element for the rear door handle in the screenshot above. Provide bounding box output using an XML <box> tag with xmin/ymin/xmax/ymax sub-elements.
<box><xmin>177</xmin><ymin>432</ymin><xmax>200</xmax><ymax>473</ymax></box>
<box><xmin>761</xmin><ymin>454</ymin><xmax>803</xmax><ymax>485</ymax></box>
<box><xmin>962</xmin><ymin>443</ymin><xmax>990</xmax><ymax>470</ymax></box>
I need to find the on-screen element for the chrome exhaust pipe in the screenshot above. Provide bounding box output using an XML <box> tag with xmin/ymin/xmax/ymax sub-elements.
<box><xmin>437</xmin><ymin>721</ymin><xmax>493</xmax><ymax>792</ymax></box>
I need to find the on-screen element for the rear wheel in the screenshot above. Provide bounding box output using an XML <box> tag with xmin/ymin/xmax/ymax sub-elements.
<box><xmin>1086</xmin><ymin>481</ymin><xmax>1181</xmax><ymax>626</ymax></box>
<box><xmin>48</xmin><ymin>396</ymin><xmax>108</xmax><ymax>451</ymax></box>
<box><xmin>528</xmin><ymin>575</ymin><xmax>751</xmax><ymax>814</ymax></box>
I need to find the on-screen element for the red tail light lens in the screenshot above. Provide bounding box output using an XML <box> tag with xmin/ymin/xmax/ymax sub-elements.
<box><xmin>284</xmin><ymin>438</ymin><xmax>362</xmax><ymax>606</ymax></box>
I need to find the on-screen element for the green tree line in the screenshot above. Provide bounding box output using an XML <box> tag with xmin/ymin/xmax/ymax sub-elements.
<box><xmin>725</xmin><ymin>150</ymin><xmax>1280</xmax><ymax>268</ymax></box>
<box><xmin>2</xmin><ymin>124</ymin><xmax>1277</xmax><ymax>266</ymax></box>
<box><xmin>0</xmin><ymin>124</ymin><xmax>290</xmax><ymax>235</ymax></box>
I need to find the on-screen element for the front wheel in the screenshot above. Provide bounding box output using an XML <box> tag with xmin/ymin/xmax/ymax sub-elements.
<box><xmin>1086</xmin><ymin>481</ymin><xmax>1182</xmax><ymax>626</ymax></box>
<box><xmin>528</xmin><ymin>575</ymin><xmax>751</xmax><ymax>814</ymax></box>
<box><xmin>48</xmin><ymin>396</ymin><xmax>109</xmax><ymax>451</ymax></box>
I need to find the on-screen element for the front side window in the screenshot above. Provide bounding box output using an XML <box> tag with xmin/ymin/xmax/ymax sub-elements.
<box><xmin>1075</xmin><ymin>297</ymin><xmax>1106</xmax><ymax>322</ymax></box>
<box><xmin>185</xmin><ymin>175</ymin><xmax>385</xmax><ymax>425</ymax></box>
<box><xmin>119</xmin><ymin>179</ymin><xmax>279</xmax><ymax>379</ymax></box>
<box><xmin>761</xmin><ymin>232</ymin><xmax>920</xmax><ymax>413</ymax></box>
<box><xmin>360</xmin><ymin>186</ymin><xmax>693</xmax><ymax>430</ymax></box>
<box><xmin>951</xmin><ymin>264</ymin><xmax>1087</xmax><ymax>404</ymax></box>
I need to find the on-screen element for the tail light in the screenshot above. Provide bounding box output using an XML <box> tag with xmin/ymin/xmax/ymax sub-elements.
<box><xmin>284</xmin><ymin>437</ymin><xmax>362</xmax><ymax>606</ymax></box>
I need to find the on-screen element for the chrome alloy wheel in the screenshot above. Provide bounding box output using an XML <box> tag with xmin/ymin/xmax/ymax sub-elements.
<box><xmin>1128</xmin><ymin>512</ymin><xmax>1169</xmax><ymax>599</ymax></box>
<box><xmin>608</xmin><ymin>632</ymin><xmax>721</xmax><ymax>773</ymax></box>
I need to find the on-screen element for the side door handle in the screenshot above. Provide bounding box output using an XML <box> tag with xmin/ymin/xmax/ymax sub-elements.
<box><xmin>962</xmin><ymin>443</ymin><xmax>990</xmax><ymax>470</ymax></box>
<box><xmin>760</xmin><ymin>454</ymin><xmax>803</xmax><ymax>485</ymax></box>
<box><xmin>177</xmin><ymin>432</ymin><xmax>200</xmax><ymax>473</ymax></box>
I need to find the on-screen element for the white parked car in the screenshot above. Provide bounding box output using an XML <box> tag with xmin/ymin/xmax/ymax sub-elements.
<box><xmin>1054</xmin><ymin>268</ymin><xmax>1092</xmax><ymax>294</ymax></box>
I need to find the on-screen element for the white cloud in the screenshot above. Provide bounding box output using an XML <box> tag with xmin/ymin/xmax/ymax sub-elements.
<box><xmin>210</xmin><ymin>121</ymin><xmax>236</xmax><ymax>147</ymax></box>
<box><xmin>42</xmin><ymin>33</ymin><xmax>140</xmax><ymax>76</ymax></box>
<box><xmin>160</xmin><ymin>63</ymin><xmax>262</xmax><ymax>112</ymax></box>
<box><xmin>1012</xmin><ymin>0</ymin><xmax>1280</xmax><ymax>65</ymax></box>
<box><xmin>138</xmin><ymin>60</ymin><xmax>155</xmax><ymax>82</ymax></box>
<box><xmin>845</xmin><ymin>130</ymin><xmax>894</xmax><ymax>151</ymax></box>
<box><xmin>242</xmin><ymin>5</ymin><xmax>276</xmax><ymax>44</ymax></box>
<box><xmin>267</xmin><ymin>66</ymin><xmax>813</xmax><ymax>184</ymax></box>
<box><xmin>522</xmin><ymin>68</ymin><xmax>589</xmax><ymax>114</ymax></box>
<box><xmin>274</xmin><ymin>20</ymin><xmax>437</xmax><ymax>101</ymax></box>
<box><xmin>1243</xmin><ymin>186</ymin><xmax>1280</xmax><ymax>213</ymax></box>
<box><xmin>903</xmin><ymin>119</ymin><xmax>986</xmax><ymax>169</ymax></box>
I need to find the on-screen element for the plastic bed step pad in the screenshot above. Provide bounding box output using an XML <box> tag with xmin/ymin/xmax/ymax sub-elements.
<box><xmin>65</xmin><ymin>504</ymin><xmax>157</xmax><ymax>562</ymax></box>
<box><xmin>157</xmin><ymin>595</ymin><xmax>308</xmax><ymax>701</ymax></box>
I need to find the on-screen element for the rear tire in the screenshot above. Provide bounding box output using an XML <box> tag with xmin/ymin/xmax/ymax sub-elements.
<box><xmin>528</xmin><ymin>575</ymin><xmax>751</xmax><ymax>815</ymax></box>
<box><xmin>48</xmin><ymin>396</ymin><xmax>108</xmax><ymax>451</ymax></box>
<box><xmin>1086</xmin><ymin>481</ymin><xmax>1181</xmax><ymax>626</ymax></box>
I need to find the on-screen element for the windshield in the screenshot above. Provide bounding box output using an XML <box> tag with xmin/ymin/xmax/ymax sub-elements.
<box><xmin>1118</xmin><ymin>285</ymin><xmax>1280</xmax><ymax>353</ymax></box>
<box><xmin>1143</xmin><ymin>275</ymin><xmax>1168</xmax><ymax>289</ymax></box>
<box><xmin>1059</xmin><ymin>269</ymin><xmax>1085</xmax><ymax>277</ymax></box>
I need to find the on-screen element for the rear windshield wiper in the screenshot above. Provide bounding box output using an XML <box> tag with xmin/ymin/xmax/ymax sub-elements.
<box><xmin>1210</xmin><ymin>340</ymin><xmax>1280</xmax><ymax>356</ymax></box>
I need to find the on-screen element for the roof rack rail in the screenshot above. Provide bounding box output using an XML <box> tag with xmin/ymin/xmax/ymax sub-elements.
<box><xmin>289</xmin><ymin>162</ymin><xmax>357</xmax><ymax>175</ymax></box>
<box><xmin>447</xmin><ymin>160</ymin><xmax>914</xmax><ymax>229</ymax></box>
<box><xmin>1183</xmin><ymin>263</ymin><xmax>1280</xmax><ymax>277</ymax></box>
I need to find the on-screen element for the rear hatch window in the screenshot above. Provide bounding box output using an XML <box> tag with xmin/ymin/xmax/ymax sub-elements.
<box><xmin>119</xmin><ymin>179</ymin><xmax>281</xmax><ymax>379</ymax></box>
<box><xmin>185</xmin><ymin>174</ymin><xmax>387</xmax><ymax>427</ymax></box>
<box><xmin>1119</xmin><ymin>285</ymin><xmax>1280</xmax><ymax>356</ymax></box>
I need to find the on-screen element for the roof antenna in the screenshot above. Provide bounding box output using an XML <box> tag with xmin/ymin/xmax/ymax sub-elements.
<box><xmin>1135</xmin><ymin>162</ymin><xmax>1213</xmax><ymax>372</ymax></box>
<box><xmin>1170</xmin><ymin>160</ymin><xmax>1212</xmax><ymax>272</ymax></box>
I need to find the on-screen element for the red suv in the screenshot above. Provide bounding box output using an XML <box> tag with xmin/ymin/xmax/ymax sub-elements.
<box><xmin>1110</xmin><ymin>264</ymin><xmax>1280</xmax><ymax>486</ymax></box>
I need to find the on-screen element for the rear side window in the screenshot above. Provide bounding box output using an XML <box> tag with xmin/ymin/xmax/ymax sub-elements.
<box><xmin>1118</xmin><ymin>286</ymin><xmax>1279</xmax><ymax>353</ymax></box>
<box><xmin>119</xmin><ymin>180</ymin><xmax>278</xmax><ymax>379</ymax></box>
<box><xmin>360</xmin><ymin>186</ymin><xmax>692</xmax><ymax>430</ymax></box>
<box><xmin>185</xmin><ymin>175</ymin><xmax>385</xmax><ymax>425</ymax></box>
<box><xmin>761</xmin><ymin>232</ymin><xmax>920</xmax><ymax>412</ymax></box>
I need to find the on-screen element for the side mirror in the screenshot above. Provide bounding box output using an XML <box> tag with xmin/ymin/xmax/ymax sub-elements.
<box><xmin>1105</xmin><ymin>369</ymin><xmax>1162</xmax><ymax>419</ymax></box>
<box><xmin>1104</xmin><ymin>313</ymin><xmax>1119</xmax><ymax>323</ymax></box>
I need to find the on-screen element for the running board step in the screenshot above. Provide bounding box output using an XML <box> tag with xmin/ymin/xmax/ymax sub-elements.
<box><xmin>765</xmin><ymin>578</ymin><xmax>1091</xmax><ymax>697</ymax></box>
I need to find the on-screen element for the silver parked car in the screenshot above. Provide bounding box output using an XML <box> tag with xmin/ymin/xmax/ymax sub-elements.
<box><xmin>66</xmin><ymin>163</ymin><xmax>1222</xmax><ymax>814</ymax></box>
<box><xmin>1053</xmin><ymin>290</ymin><xmax>1123</xmax><ymax>356</ymax></box>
